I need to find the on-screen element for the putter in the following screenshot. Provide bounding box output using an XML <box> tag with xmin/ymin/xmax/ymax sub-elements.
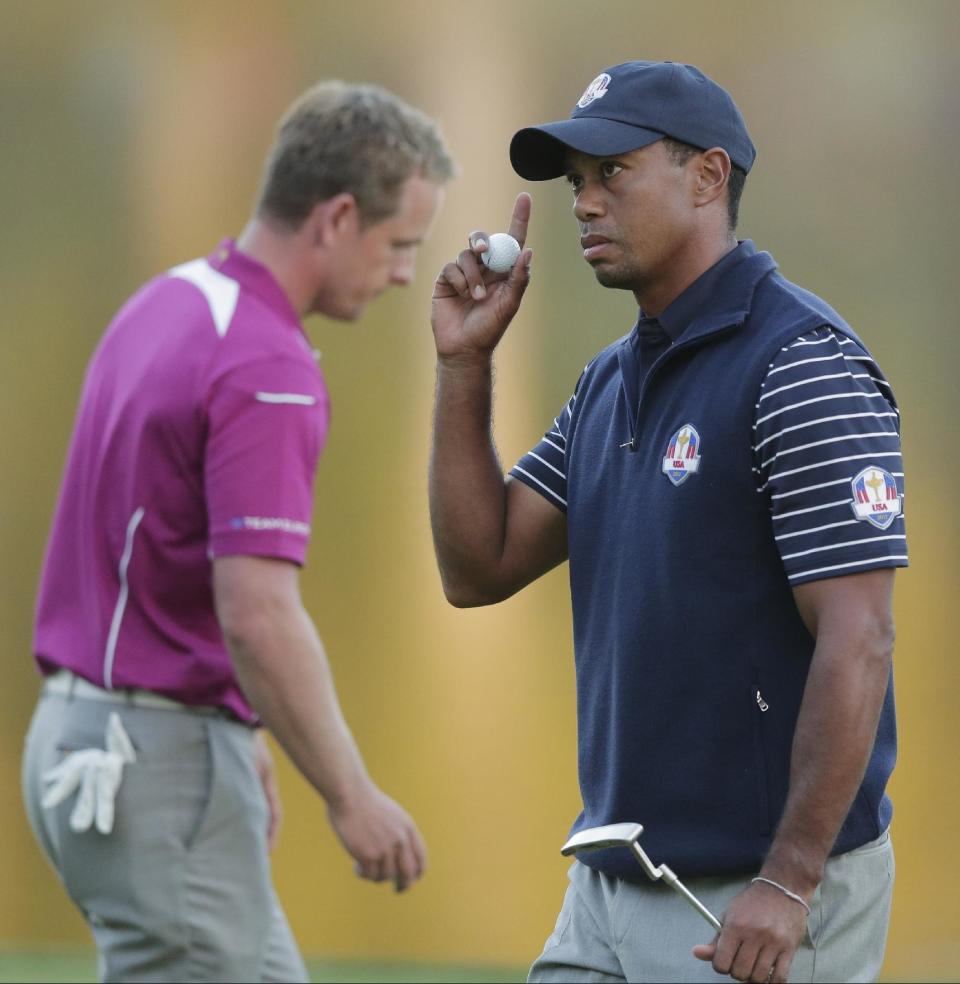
<box><xmin>561</xmin><ymin>822</ymin><xmax>722</xmax><ymax>931</ymax></box>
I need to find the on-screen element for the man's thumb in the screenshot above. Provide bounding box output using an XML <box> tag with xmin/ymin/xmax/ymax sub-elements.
<box><xmin>692</xmin><ymin>939</ymin><xmax>718</xmax><ymax>962</ymax></box>
<box><xmin>504</xmin><ymin>248</ymin><xmax>533</xmax><ymax>300</ymax></box>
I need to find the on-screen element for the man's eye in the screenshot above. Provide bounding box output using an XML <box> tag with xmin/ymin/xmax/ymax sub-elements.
<box><xmin>601</xmin><ymin>162</ymin><xmax>622</xmax><ymax>179</ymax></box>
<box><xmin>565</xmin><ymin>174</ymin><xmax>583</xmax><ymax>191</ymax></box>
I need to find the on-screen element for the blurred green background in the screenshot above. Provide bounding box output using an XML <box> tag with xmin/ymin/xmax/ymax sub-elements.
<box><xmin>1</xmin><ymin>1</ymin><xmax>957</xmax><ymax>981</ymax></box>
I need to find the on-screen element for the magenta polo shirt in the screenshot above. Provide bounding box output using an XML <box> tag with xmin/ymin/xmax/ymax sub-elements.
<box><xmin>33</xmin><ymin>240</ymin><xmax>330</xmax><ymax>722</ymax></box>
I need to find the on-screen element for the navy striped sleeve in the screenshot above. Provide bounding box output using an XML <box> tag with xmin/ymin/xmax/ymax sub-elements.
<box><xmin>509</xmin><ymin>380</ymin><xmax>582</xmax><ymax>513</ymax></box>
<box><xmin>754</xmin><ymin>326</ymin><xmax>908</xmax><ymax>585</ymax></box>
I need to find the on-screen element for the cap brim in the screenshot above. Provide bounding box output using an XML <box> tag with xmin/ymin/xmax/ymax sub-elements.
<box><xmin>510</xmin><ymin>118</ymin><xmax>664</xmax><ymax>180</ymax></box>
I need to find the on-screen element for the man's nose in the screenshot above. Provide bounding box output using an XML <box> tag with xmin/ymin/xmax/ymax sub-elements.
<box><xmin>573</xmin><ymin>185</ymin><xmax>605</xmax><ymax>223</ymax></box>
<box><xmin>390</xmin><ymin>257</ymin><xmax>415</xmax><ymax>286</ymax></box>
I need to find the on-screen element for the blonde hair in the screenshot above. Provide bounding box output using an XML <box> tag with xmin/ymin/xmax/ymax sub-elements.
<box><xmin>257</xmin><ymin>80</ymin><xmax>456</xmax><ymax>228</ymax></box>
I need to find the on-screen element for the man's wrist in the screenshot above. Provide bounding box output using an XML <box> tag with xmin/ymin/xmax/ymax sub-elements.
<box><xmin>759</xmin><ymin>844</ymin><xmax>825</xmax><ymax>901</ymax></box>
<box><xmin>437</xmin><ymin>349</ymin><xmax>494</xmax><ymax>372</ymax></box>
<box><xmin>323</xmin><ymin>768</ymin><xmax>374</xmax><ymax>815</ymax></box>
<box><xmin>751</xmin><ymin>876</ymin><xmax>812</xmax><ymax>914</ymax></box>
<box><xmin>436</xmin><ymin>350</ymin><xmax>494</xmax><ymax>374</ymax></box>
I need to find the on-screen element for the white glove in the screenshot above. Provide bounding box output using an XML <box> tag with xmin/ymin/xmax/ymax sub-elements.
<box><xmin>41</xmin><ymin>711</ymin><xmax>137</xmax><ymax>834</ymax></box>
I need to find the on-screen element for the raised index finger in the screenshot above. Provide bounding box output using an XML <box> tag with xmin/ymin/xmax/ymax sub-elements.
<box><xmin>508</xmin><ymin>192</ymin><xmax>531</xmax><ymax>249</ymax></box>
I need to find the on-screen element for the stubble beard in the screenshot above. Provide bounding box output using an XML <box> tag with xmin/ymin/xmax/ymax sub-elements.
<box><xmin>593</xmin><ymin>259</ymin><xmax>644</xmax><ymax>291</ymax></box>
<box><xmin>587</xmin><ymin>236</ymin><xmax>647</xmax><ymax>290</ymax></box>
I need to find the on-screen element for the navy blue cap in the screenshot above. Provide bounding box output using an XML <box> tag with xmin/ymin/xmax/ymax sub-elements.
<box><xmin>510</xmin><ymin>61</ymin><xmax>756</xmax><ymax>180</ymax></box>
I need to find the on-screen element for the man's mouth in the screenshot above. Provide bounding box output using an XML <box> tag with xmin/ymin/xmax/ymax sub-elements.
<box><xmin>580</xmin><ymin>234</ymin><xmax>613</xmax><ymax>262</ymax></box>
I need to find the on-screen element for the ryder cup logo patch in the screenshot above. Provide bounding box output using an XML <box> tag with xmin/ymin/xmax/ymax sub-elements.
<box><xmin>661</xmin><ymin>424</ymin><xmax>702</xmax><ymax>486</ymax></box>
<box><xmin>850</xmin><ymin>465</ymin><xmax>901</xmax><ymax>530</ymax></box>
<box><xmin>577</xmin><ymin>73</ymin><xmax>611</xmax><ymax>108</ymax></box>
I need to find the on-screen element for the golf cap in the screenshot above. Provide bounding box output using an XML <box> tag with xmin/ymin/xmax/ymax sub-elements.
<box><xmin>510</xmin><ymin>60</ymin><xmax>756</xmax><ymax>180</ymax></box>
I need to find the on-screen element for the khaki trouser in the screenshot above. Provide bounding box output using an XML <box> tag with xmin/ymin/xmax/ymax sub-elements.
<box><xmin>22</xmin><ymin>686</ymin><xmax>308</xmax><ymax>983</ymax></box>
<box><xmin>529</xmin><ymin>830</ymin><xmax>894</xmax><ymax>983</ymax></box>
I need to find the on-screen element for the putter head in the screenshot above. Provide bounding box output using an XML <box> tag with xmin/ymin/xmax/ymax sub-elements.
<box><xmin>561</xmin><ymin>822</ymin><xmax>644</xmax><ymax>856</ymax></box>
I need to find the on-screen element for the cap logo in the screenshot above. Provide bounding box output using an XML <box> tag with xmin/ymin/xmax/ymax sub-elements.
<box><xmin>577</xmin><ymin>73</ymin><xmax>611</xmax><ymax>108</ymax></box>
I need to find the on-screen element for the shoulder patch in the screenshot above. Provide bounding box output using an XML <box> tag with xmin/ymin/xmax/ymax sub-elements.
<box><xmin>850</xmin><ymin>465</ymin><xmax>902</xmax><ymax>529</ymax></box>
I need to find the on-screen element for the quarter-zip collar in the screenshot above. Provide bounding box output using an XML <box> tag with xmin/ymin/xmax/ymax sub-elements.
<box><xmin>617</xmin><ymin>241</ymin><xmax>778</xmax><ymax>450</ymax></box>
<box><xmin>648</xmin><ymin>239</ymin><xmax>778</xmax><ymax>345</ymax></box>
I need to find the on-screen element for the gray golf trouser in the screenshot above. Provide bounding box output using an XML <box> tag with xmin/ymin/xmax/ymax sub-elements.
<box><xmin>22</xmin><ymin>687</ymin><xmax>309</xmax><ymax>983</ymax></box>
<box><xmin>529</xmin><ymin>830</ymin><xmax>894</xmax><ymax>983</ymax></box>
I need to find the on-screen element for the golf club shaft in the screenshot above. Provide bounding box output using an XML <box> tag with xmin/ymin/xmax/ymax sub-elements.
<box><xmin>666</xmin><ymin>876</ymin><xmax>722</xmax><ymax>931</ymax></box>
<box><xmin>629</xmin><ymin>847</ymin><xmax>722</xmax><ymax>932</ymax></box>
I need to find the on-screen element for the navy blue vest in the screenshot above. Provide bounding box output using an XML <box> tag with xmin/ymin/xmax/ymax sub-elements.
<box><xmin>566</xmin><ymin>244</ymin><xmax>896</xmax><ymax>879</ymax></box>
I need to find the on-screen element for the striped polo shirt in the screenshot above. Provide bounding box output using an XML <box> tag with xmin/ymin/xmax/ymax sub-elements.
<box><xmin>512</xmin><ymin>327</ymin><xmax>907</xmax><ymax>585</ymax></box>
<box><xmin>755</xmin><ymin>327</ymin><xmax>906</xmax><ymax>582</ymax></box>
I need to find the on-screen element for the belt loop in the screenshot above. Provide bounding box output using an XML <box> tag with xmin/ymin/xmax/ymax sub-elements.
<box><xmin>66</xmin><ymin>671</ymin><xmax>78</xmax><ymax>702</ymax></box>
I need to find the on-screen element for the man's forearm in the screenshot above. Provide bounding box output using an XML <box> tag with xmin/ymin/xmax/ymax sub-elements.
<box><xmin>429</xmin><ymin>354</ymin><xmax>511</xmax><ymax>604</ymax></box>
<box><xmin>224</xmin><ymin>600</ymin><xmax>371</xmax><ymax>810</ymax></box>
<box><xmin>761</xmin><ymin>626</ymin><xmax>893</xmax><ymax>897</ymax></box>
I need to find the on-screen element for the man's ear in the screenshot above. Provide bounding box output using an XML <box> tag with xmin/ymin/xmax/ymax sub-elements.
<box><xmin>693</xmin><ymin>148</ymin><xmax>731</xmax><ymax>209</ymax></box>
<box><xmin>305</xmin><ymin>193</ymin><xmax>359</xmax><ymax>248</ymax></box>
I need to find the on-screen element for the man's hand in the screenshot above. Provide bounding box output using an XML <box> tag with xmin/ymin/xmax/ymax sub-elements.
<box><xmin>327</xmin><ymin>781</ymin><xmax>427</xmax><ymax>893</ymax></box>
<box><xmin>693</xmin><ymin>880</ymin><xmax>809</xmax><ymax>982</ymax></box>
<box><xmin>431</xmin><ymin>192</ymin><xmax>533</xmax><ymax>361</ymax></box>
<box><xmin>253</xmin><ymin>730</ymin><xmax>283</xmax><ymax>851</ymax></box>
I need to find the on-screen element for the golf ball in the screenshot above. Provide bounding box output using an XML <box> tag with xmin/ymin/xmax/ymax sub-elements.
<box><xmin>481</xmin><ymin>233</ymin><xmax>521</xmax><ymax>274</ymax></box>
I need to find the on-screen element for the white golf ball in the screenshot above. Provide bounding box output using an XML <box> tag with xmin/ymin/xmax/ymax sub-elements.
<box><xmin>481</xmin><ymin>232</ymin><xmax>521</xmax><ymax>273</ymax></box>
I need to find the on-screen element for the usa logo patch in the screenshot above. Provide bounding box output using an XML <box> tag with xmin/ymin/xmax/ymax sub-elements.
<box><xmin>850</xmin><ymin>465</ymin><xmax>901</xmax><ymax>530</ymax></box>
<box><xmin>661</xmin><ymin>424</ymin><xmax>702</xmax><ymax>486</ymax></box>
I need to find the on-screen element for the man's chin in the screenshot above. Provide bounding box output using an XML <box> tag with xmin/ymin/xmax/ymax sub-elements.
<box><xmin>339</xmin><ymin>293</ymin><xmax>380</xmax><ymax>321</ymax></box>
<box><xmin>592</xmin><ymin>264</ymin><xmax>636</xmax><ymax>290</ymax></box>
<box><xmin>314</xmin><ymin>300</ymin><xmax>367</xmax><ymax>322</ymax></box>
